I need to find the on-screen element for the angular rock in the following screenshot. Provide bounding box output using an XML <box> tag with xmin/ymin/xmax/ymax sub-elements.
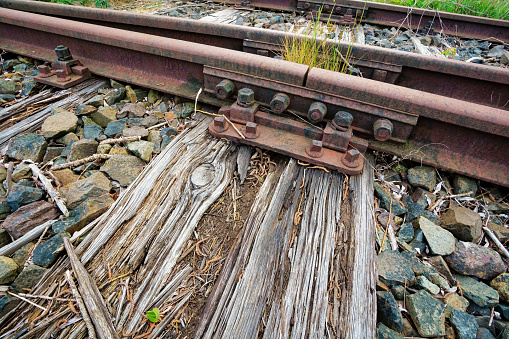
<box><xmin>441</xmin><ymin>205</ymin><xmax>482</xmax><ymax>242</ymax></box>
<box><xmin>0</xmin><ymin>227</ymin><xmax>11</xmax><ymax>248</ymax></box>
<box><xmin>109</xmin><ymin>144</ymin><xmax>130</xmax><ymax>155</ymax></box>
<box><xmin>408</xmin><ymin>229</ymin><xmax>427</xmax><ymax>254</ymax></box>
<box><xmin>52</xmin><ymin>169</ymin><xmax>79</xmax><ymax>187</ymax></box>
<box><xmin>118</xmin><ymin>103</ymin><xmax>145</xmax><ymax>119</ymax></box>
<box><xmin>147</xmin><ymin>89</ymin><xmax>160</xmax><ymax>104</ymax></box>
<box><xmin>97</xmin><ymin>144</ymin><xmax>112</xmax><ymax>154</ymax></box>
<box><xmin>427</xmin><ymin>255</ymin><xmax>456</xmax><ymax>283</ymax></box>
<box><xmin>401</xmin><ymin>251</ymin><xmax>429</xmax><ymax>278</ymax></box>
<box><xmin>12</xmin><ymin>242</ymin><xmax>34</xmax><ymax>267</ymax></box>
<box><xmin>455</xmin><ymin>274</ymin><xmax>499</xmax><ymax>307</ymax></box>
<box><xmin>407</xmin><ymin>166</ymin><xmax>436</xmax><ymax>191</ymax></box>
<box><xmin>41</xmin><ymin>112</ymin><xmax>78</xmax><ymax>139</ymax></box>
<box><xmin>2</xmin><ymin>201</ymin><xmax>59</xmax><ymax>239</ymax></box>
<box><xmin>75</xmin><ymin>104</ymin><xmax>97</xmax><ymax>116</ymax></box>
<box><xmin>84</xmin><ymin>94</ymin><xmax>104</xmax><ymax>107</ymax></box>
<box><xmin>414</xmin><ymin>216</ymin><xmax>456</xmax><ymax>255</ymax></box>
<box><xmin>91</xmin><ymin>106</ymin><xmax>117</xmax><ymax>128</ymax></box>
<box><xmin>110</xmin><ymin>79</ymin><xmax>125</xmax><ymax>89</ymax></box>
<box><xmin>125</xmin><ymin>85</ymin><xmax>137</xmax><ymax>103</ymax></box>
<box><xmin>105</xmin><ymin>87</ymin><xmax>126</xmax><ymax>105</ymax></box>
<box><xmin>0</xmin><ymin>256</ymin><xmax>18</xmax><ymax>284</ymax></box>
<box><xmin>52</xmin><ymin>194</ymin><xmax>114</xmax><ymax>234</ymax></box>
<box><xmin>11</xmin><ymin>164</ymin><xmax>31</xmax><ymax>182</ymax></box>
<box><xmin>100</xmin><ymin>155</ymin><xmax>145</xmax><ymax>187</ymax></box>
<box><xmin>487</xmin><ymin>222</ymin><xmax>509</xmax><ymax>243</ymax></box>
<box><xmin>153</xmin><ymin>101</ymin><xmax>167</xmax><ymax>116</ymax></box>
<box><xmin>169</xmin><ymin>102</ymin><xmax>195</xmax><ymax>118</ymax></box>
<box><xmin>377</xmin><ymin>291</ymin><xmax>403</xmax><ymax>332</ymax></box>
<box><xmin>68</xmin><ymin>139</ymin><xmax>98</xmax><ymax>162</ymax></box>
<box><xmin>126</xmin><ymin>140</ymin><xmax>154</xmax><ymax>162</ymax></box>
<box><xmin>403</xmin><ymin>194</ymin><xmax>426</xmax><ymax>221</ymax></box>
<box><xmin>453</xmin><ymin>175</ymin><xmax>477</xmax><ymax>197</ymax></box>
<box><xmin>104</xmin><ymin>118</ymin><xmax>128</xmax><ymax>137</ymax></box>
<box><xmin>477</xmin><ymin>328</ymin><xmax>496</xmax><ymax>339</ymax></box>
<box><xmin>422</xmin><ymin>210</ymin><xmax>442</xmax><ymax>225</ymax></box>
<box><xmin>497</xmin><ymin>302</ymin><xmax>509</xmax><ymax>320</ymax></box>
<box><xmin>0</xmin><ymin>79</ymin><xmax>21</xmax><ymax>94</ymax></box>
<box><xmin>147</xmin><ymin>130</ymin><xmax>161</xmax><ymax>143</ymax></box>
<box><xmin>377</xmin><ymin>323</ymin><xmax>404</xmax><ymax>339</ymax></box>
<box><xmin>377</xmin><ymin>250</ymin><xmax>416</xmax><ymax>286</ymax></box>
<box><xmin>6</xmin><ymin>184</ymin><xmax>45</xmax><ymax>212</ymax></box>
<box><xmin>491</xmin><ymin>273</ymin><xmax>509</xmax><ymax>303</ymax></box>
<box><xmin>445</xmin><ymin>241</ymin><xmax>506</xmax><ymax>280</ymax></box>
<box><xmin>443</xmin><ymin>293</ymin><xmax>469</xmax><ymax>314</ymax></box>
<box><xmin>407</xmin><ymin>290</ymin><xmax>445</xmax><ymax>337</ymax></box>
<box><xmin>123</xmin><ymin>126</ymin><xmax>149</xmax><ymax>139</ymax></box>
<box><xmin>0</xmin><ymin>94</ymin><xmax>16</xmax><ymax>103</ymax></box>
<box><xmin>416</xmin><ymin>276</ymin><xmax>440</xmax><ymax>295</ymax></box>
<box><xmin>55</xmin><ymin>132</ymin><xmax>78</xmax><ymax>146</ymax></box>
<box><xmin>84</xmin><ymin>124</ymin><xmax>104</xmax><ymax>141</ymax></box>
<box><xmin>6</xmin><ymin>133</ymin><xmax>47</xmax><ymax>162</ymax></box>
<box><xmin>0</xmin><ymin>166</ymin><xmax>6</xmax><ymax>182</ymax></box>
<box><xmin>60</xmin><ymin>172</ymin><xmax>111</xmax><ymax>210</ymax></box>
<box><xmin>430</xmin><ymin>271</ymin><xmax>450</xmax><ymax>290</ymax></box>
<box><xmin>0</xmin><ymin>295</ymin><xmax>19</xmax><ymax>317</ymax></box>
<box><xmin>32</xmin><ymin>232</ymin><xmax>69</xmax><ymax>268</ymax></box>
<box><xmin>50</xmin><ymin>106</ymin><xmax>71</xmax><ymax>115</ymax></box>
<box><xmin>450</xmin><ymin>309</ymin><xmax>478</xmax><ymax>339</ymax></box>
<box><xmin>374</xmin><ymin>182</ymin><xmax>407</xmax><ymax>215</ymax></box>
<box><xmin>11</xmin><ymin>264</ymin><xmax>47</xmax><ymax>292</ymax></box>
<box><xmin>42</xmin><ymin>146</ymin><xmax>64</xmax><ymax>163</ymax></box>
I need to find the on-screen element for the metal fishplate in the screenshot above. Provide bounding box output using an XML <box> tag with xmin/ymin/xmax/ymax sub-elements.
<box><xmin>34</xmin><ymin>45</ymin><xmax>91</xmax><ymax>89</ymax></box>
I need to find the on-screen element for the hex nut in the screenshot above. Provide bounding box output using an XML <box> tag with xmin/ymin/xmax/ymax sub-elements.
<box><xmin>308</xmin><ymin>102</ymin><xmax>327</xmax><ymax>124</ymax></box>
<box><xmin>306</xmin><ymin>140</ymin><xmax>323</xmax><ymax>158</ymax></box>
<box><xmin>332</xmin><ymin>111</ymin><xmax>353</xmax><ymax>130</ymax></box>
<box><xmin>373</xmin><ymin>119</ymin><xmax>393</xmax><ymax>141</ymax></box>
<box><xmin>215</xmin><ymin>79</ymin><xmax>235</xmax><ymax>100</ymax></box>
<box><xmin>213</xmin><ymin>116</ymin><xmax>228</xmax><ymax>133</ymax></box>
<box><xmin>270</xmin><ymin>93</ymin><xmax>290</xmax><ymax>114</ymax></box>
<box><xmin>237</xmin><ymin>88</ymin><xmax>255</xmax><ymax>107</ymax></box>
<box><xmin>245</xmin><ymin>122</ymin><xmax>258</xmax><ymax>139</ymax></box>
<box><xmin>55</xmin><ymin>45</ymin><xmax>72</xmax><ymax>61</ymax></box>
<box><xmin>342</xmin><ymin>149</ymin><xmax>360</xmax><ymax>168</ymax></box>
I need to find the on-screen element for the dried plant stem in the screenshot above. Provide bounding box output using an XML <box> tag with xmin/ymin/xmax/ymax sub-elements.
<box><xmin>65</xmin><ymin>270</ymin><xmax>97</xmax><ymax>339</ymax></box>
<box><xmin>99</xmin><ymin>136</ymin><xmax>141</xmax><ymax>145</ymax></box>
<box><xmin>50</xmin><ymin>154</ymin><xmax>114</xmax><ymax>171</ymax></box>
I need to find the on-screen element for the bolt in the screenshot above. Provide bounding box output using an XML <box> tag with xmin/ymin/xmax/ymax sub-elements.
<box><xmin>342</xmin><ymin>149</ymin><xmax>360</xmax><ymax>168</ymax></box>
<box><xmin>335</xmin><ymin>6</ymin><xmax>342</xmax><ymax>13</ymax></box>
<box><xmin>315</xmin><ymin>4</ymin><xmax>321</xmax><ymax>10</ymax></box>
<box><xmin>270</xmin><ymin>93</ymin><xmax>290</xmax><ymax>114</ymax></box>
<box><xmin>323</xmin><ymin>5</ymin><xmax>330</xmax><ymax>11</ymax></box>
<box><xmin>245</xmin><ymin>122</ymin><xmax>258</xmax><ymax>139</ymax></box>
<box><xmin>303</xmin><ymin>2</ymin><xmax>310</xmax><ymax>9</ymax></box>
<box><xmin>54</xmin><ymin>45</ymin><xmax>72</xmax><ymax>61</ymax></box>
<box><xmin>373</xmin><ymin>119</ymin><xmax>393</xmax><ymax>141</ymax></box>
<box><xmin>237</xmin><ymin>88</ymin><xmax>255</xmax><ymax>107</ymax></box>
<box><xmin>215</xmin><ymin>79</ymin><xmax>235</xmax><ymax>100</ymax></box>
<box><xmin>55</xmin><ymin>69</ymin><xmax>70</xmax><ymax>82</ymax></box>
<box><xmin>213</xmin><ymin>116</ymin><xmax>228</xmax><ymax>132</ymax></box>
<box><xmin>37</xmin><ymin>65</ymin><xmax>53</xmax><ymax>78</ymax></box>
<box><xmin>308</xmin><ymin>102</ymin><xmax>327</xmax><ymax>124</ymax></box>
<box><xmin>306</xmin><ymin>139</ymin><xmax>323</xmax><ymax>158</ymax></box>
<box><xmin>332</xmin><ymin>111</ymin><xmax>353</xmax><ymax>130</ymax></box>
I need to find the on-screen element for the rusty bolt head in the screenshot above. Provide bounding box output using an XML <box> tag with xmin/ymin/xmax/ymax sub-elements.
<box><xmin>237</xmin><ymin>88</ymin><xmax>255</xmax><ymax>107</ymax></box>
<box><xmin>373</xmin><ymin>119</ymin><xmax>393</xmax><ymax>141</ymax></box>
<box><xmin>270</xmin><ymin>93</ymin><xmax>290</xmax><ymax>114</ymax></box>
<box><xmin>303</xmin><ymin>2</ymin><xmax>310</xmax><ymax>9</ymax></box>
<box><xmin>37</xmin><ymin>65</ymin><xmax>53</xmax><ymax>78</ymax></box>
<box><xmin>306</xmin><ymin>140</ymin><xmax>323</xmax><ymax>158</ymax></box>
<box><xmin>308</xmin><ymin>102</ymin><xmax>327</xmax><ymax>124</ymax></box>
<box><xmin>55</xmin><ymin>45</ymin><xmax>72</xmax><ymax>61</ymax></box>
<box><xmin>55</xmin><ymin>69</ymin><xmax>70</xmax><ymax>82</ymax></box>
<box><xmin>342</xmin><ymin>149</ymin><xmax>360</xmax><ymax>168</ymax></box>
<box><xmin>213</xmin><ymin>116</ymin><xmax>228</xmax><ymax>133</ymax></box>
<box><xmin>245</xmin><ymin>122</ymin><xmax>258</xmax><ymax>139</ymax></box>
<box><xmin>323</xmin><ymin>5</ymin><xmax>330</xmax><ymax>11</ymax></box>
<box><xmin>332</xmin><ymin>111</ymin><xmax>353</xmax><ymax>130</ymax></box>
<box><xmin>215</xmin><ymin>79</ymin><xmax>235</xmax><ymax>100</ymax></box>
<box><xmin>335</xmin><ymin>6</ymin><xmax>342</xmax><ymax>13</ymax></box>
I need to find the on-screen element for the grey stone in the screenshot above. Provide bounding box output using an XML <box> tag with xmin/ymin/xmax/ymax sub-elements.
<box><xmin>42</xmin><ymin>112</ymin><xmax>78</xmax><ymax>140</ymax></box>
<box><xmin>0</xmin><ymin>79</ymin><xmax>21</xmax><ymax>94</ymax></box>
<box><xmin>453</xmin><ymin>175</ymin><xmax>477</xmax><ymax>197</ymax></box>
<box><xmin>1</xmin><ymin>201</ymin><xmax>59</xmax><ymax>239</ymax></box>
<box><xmin>125</xmin><ymin>85</ymin><xmax>137</xmax><ymax>103</ymax></box>
<box><xmin>12</xmin><ymin>242</ymin><xmax>34</xmax><ymax>267</ymax></box>
<box><xmin>169</xmin><ymin>102</ymin><xmax>195</xmax><ymax>118</ymax></box>
<box><xmin>0</xmin><ymin>256</ymin><xmax>18</xmax><ymax>284</ymax></box>
<box><xmin>455</xmin><ymin>274</ymin><xmax>499</xmax><ymax>307</ymax></box>
<box><xmin>83</xmin><ymin>125</ymin><xmax>104</xmax><ymax>141</ymax></box>
<box><xmin>68</xmin><ymin>139</ymin><xmax>98</xmax><ymax>162</ymax></box>
<box><xmin>501</xmin><ymin>51</ymin><xmax>509</xmax><ymax>65</ymax></box>
<box><xmin>91</xmin><ymin>106</ymin><xmax>118</xmax><ymax>128</ymax></box>
<box><xmin>52</xmin><ymin>195</ymin><xmax>114</xmax><ymax>234</ymax></box>
<box><xmin>408</xmin><ymin>229</ymin><xmax>427</xmax><ymax>254</ymax></box>
<box><xmin>0</xmin><ymin>94</ymin><xmax>16</xmax><ymax>103</ymax></box>
<box><xmin>11</xmin><ymin>164</ymin><xmax>32</xmax><ymax>182</ymax></box>
<box><xmin>416</xmin><ymin>276</ymin><xmax>440</xmax><ymax>295</ymax></box>
<box><xmin>377</xmin><ymin>250</ymin><xmax>416</xmax><ymax>286</ymax></box>
<box><xmin>476</xmin><ymin>328</ymin><xmax>496</xmax><ymax>339</ymax></box>
<box><xmin>443</xmin><ymin>293</ymin><xmax>469</xmax><ymax>315</ymax></box>
<box><xmin>430</xmin><ymin>271</ymin><xmax>450</xmax><ymax>290</ymax></box>
<box><xmin>445</xmin><ymin>241</ymin><xmax>506</xmax><ymax>280</ymax></box>
<box><xmin>84</xmin><ymin>94</ymin><xmax>104</xmax><ymax>107</ymax></box>
<box><xmin>491</xmin><ymin>273</ymin><xmax>509</xmax><ymax>303</ymax></box>
<box><xmin>442</xmin><ymin>205</ymin><xmax>482</xmax><ymax>242</ymax></box>
<box><xmin>100</xmin><ymin>155</ymin><xmax>145</xmax><ymax>187</ymax></box>
<box><xmin>7</xmin><ymin>133</ymin><xmax>47</xmax><ymax>162</ymax></box>
<box><xmin>123</xmin><ymin>126</ymin><xmax>148</xmax><ymax>139</ymax></box>
<box><xmin>104</xmin><ymin>118</ymin><xmax>128</xmax><ymax>137</ymax></box>
<box><xmin>422</xmin><ymin>210</ymin><xmax>442</xmax><ymax>225</ymax></box>
<box><xmin>105</xmin><ymin>87</ymin><xmax>126</xmax><ymax>105</ymax></box>
<box><xmin>2</xmin><ymin>59</ymin><xmax>21</xmax><ymax>70</ymax></box>
<box><xmin>118</xmin><ymin>103</ymin><xmax>145</xmax><ymax>119</ymax></box>
<box><xmin>6</xmin><ymin>184</ymin><xmax>44</xmax><ymax>212</ymax></box>
<box><xmin>407</xmin><ymin>166</ymin><xmax>436</xmax><ymax>191</ymax></box>
<box><xmin>126</xmin><ymin>140</ymin><xmax>154</xmax><ymax>162</ymax></box>
<box><xmin>110</xmin><ymin>79</ymin><xmax>125</xmax><ymax>89</ymax></box>
<box><xmin>450</xmin><ymin>309</ymin><xmax>478</xmax><ymax>339</ymax></box>
<box><xmin>60</xmin><ymin>172</ymin><xmax>111</xmax><ymax>210</ymax></box>
<box><xmin>497</xmin><ymin>302</ymin><xmax>509</xmax><ymax>320</ymax></box>
<box><xmin>407</xmin><ymin>290</ymin><xmax>445</xmax><ymax>337</ymax></box>
<box><xmin>50</xmin><ymin>106</ymin><xmax>71</xmax><ymax>115</ymax></box>
<box><xmin>11</xmin><ymin>264</ymin><xmax>47</xmax><ymax>292</ymax></box>
<box><xmin>374</xmin><ymin>182</ymin><xmax>407</xmax><ymax>215</ymax></box>
<box><xmin>0</xmin><ymin>227</ymin><xmax>10</xmax><ymax>248</ymax></box>
<box><xmin>486</xmin><ymin>222</ymin><xmax>509</xmax><ymax>243</ymax></box>
<box><xmin>75</xmin><ymin>104</ymin><xmax>98</xmax><ymax>116</ymax></box>
<box><xmin>21</xmin><ymin>78</ymin><xmax>37</xmax><ymax>96</ymax></box>
<box><xmin>147</xmin><ymin>89</ymin><xmax>161</xmax><ymax>104</ymax></box>
<box><xmin>55</xmin><ymin>132</ymin><xmax>78</xmax><ymax>146</ymax></box>
<box><xmin>42</xmin><ymin>146</ymin><xmax>64</xmax><ymax>163</ymax></box>
<box><xmin>403</xmin><ymin>194</ymin><xmax>426</xmax><ymax>221</ymax></box>
<box><xmin>377</xmin><ymin>323</ymin><xmax>404</xmax><ymax>339</ymax></box>
<box><xmin>377</xmin><ymin>291</ymin><xmax>403</xmax><ymax>332</ymax></box>
<box><xmin>400</xmin><ymin>251</ymin><xmax>429</xmax><ymax>278</ymax></box>
<box><xmin>488</xmin><ymin>45</ymin><xmax>506</xmax><ymax>58</ymax></box>
<box><xmin>32</xmin><ymin>232</ymin><xmax>69</xmax><ymax>268</ymax></box>
<box><xmin>414</xmin><ymin>216</ymin><xmax>456</xmax><ymax>255</ymax></box>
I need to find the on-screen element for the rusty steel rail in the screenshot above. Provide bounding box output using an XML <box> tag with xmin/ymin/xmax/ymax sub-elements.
<box><xmin>2</xmin><ymin>0</ymin><xmax>508</xmax><ymax>111</ymax></box>
<box><xmin>222</xmin><ymin>0</ymin><xmax>509</xmax><ymax>42</ymax></box>
<box><xmin>0</xmin><ymin>8</ymin><xmax>508</xmax><ymax>185</ymax></box>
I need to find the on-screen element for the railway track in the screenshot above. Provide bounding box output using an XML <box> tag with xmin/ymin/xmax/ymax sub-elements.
<box><xmin>0</xmin><ymin>0</ymin><xmax>508</xmax><ymax>186</ymax></box>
